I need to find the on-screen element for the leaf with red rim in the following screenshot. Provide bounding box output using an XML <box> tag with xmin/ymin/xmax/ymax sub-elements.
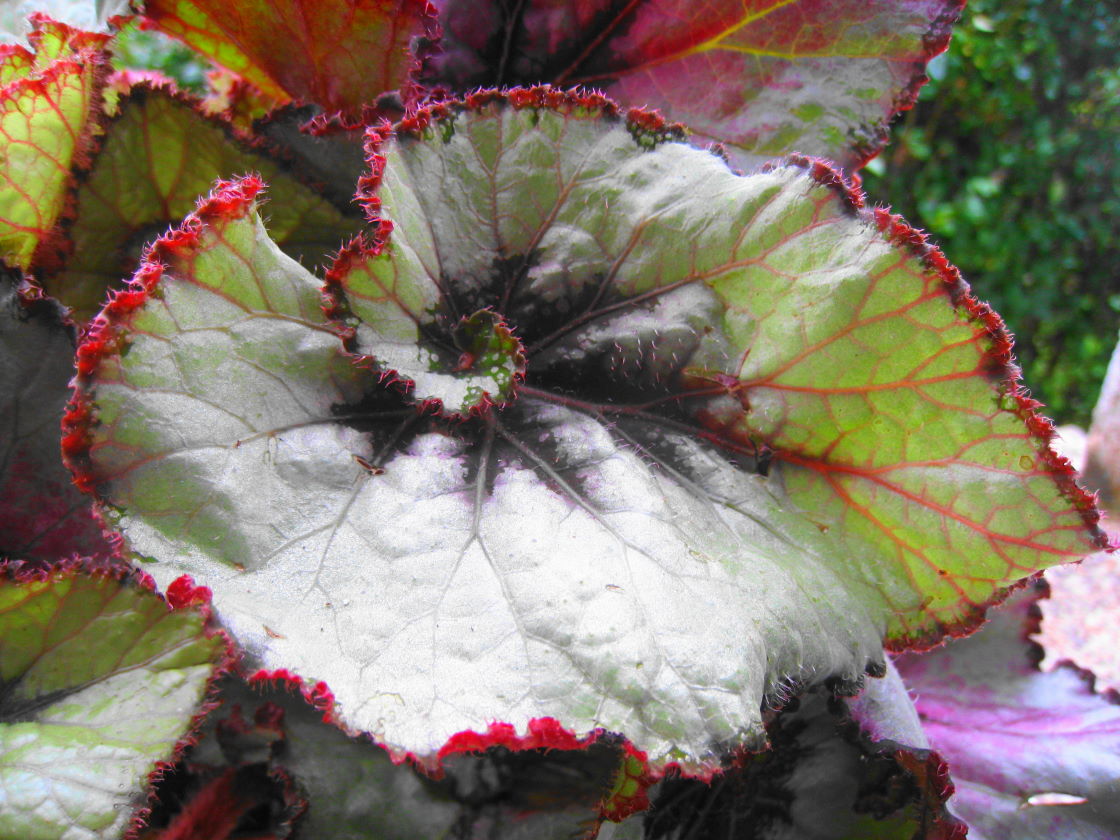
<box><xmin>139</xmin><ymin>0</ymin><xmax>438</xmax><ymax>116</ymax></box>
<box><xmin>37</xmin><ymin>82</ymin><xmax>363</xmax><ymax>322</ymax></box>
<box><xmin>426</xmin><ymin>0</ymin><xmax>964</xmax><ymax>172</ymax></box>
<box><xmin>162</xmin><ymin>674</ymin><xmax>631</xmax><ymax>838</ymax></box>
<box><xmin>0</xmin><ymin>276</ymin><xmax>112</xmax><ymax>561</ymax></box>
<box><xmin>0</xmin><ymin>15</ymin><xmax>109</xmax><ymax>270</ymax></box>
<box><xmin>895</xmin><ymin>580</ymin><xmax>1120</xmax><ymax>839</ymax></box>
<box><xmin>614</xmin><ymin>674</ymin><xmax>964</xmax><ymax>839</ymax></box>
<box><xmin>0</xmin><ymin>558</ymin><xmax>231</xmax><ymax>840</ymax></box>
<box><xmin>68</xmin><ymin>93</ymin><xmax>1100</xmax><ymax>773</ymax></box>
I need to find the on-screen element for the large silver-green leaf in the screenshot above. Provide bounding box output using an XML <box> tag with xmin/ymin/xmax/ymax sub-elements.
<box><xmin>68</xmin><ymin>96</ymin><xmax>1100</xmax><ymax>773</ymax></box>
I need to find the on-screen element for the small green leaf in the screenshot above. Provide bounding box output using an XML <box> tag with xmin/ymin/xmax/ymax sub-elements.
<box><xmin>39</xmin><ymin>83</ymin><xmax>363</xmax><ymax>322</ymax></box>
<box><xmin>0</xmin><ymin>561</ymin><xmax>229</xmax><ymax>840</ymax></box>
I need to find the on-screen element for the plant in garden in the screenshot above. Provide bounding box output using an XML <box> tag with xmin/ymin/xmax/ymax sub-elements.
<box><xmin>1</xmin><ymin>2</ymin><xmax>1117</xmax><ymax>838</ymax></box>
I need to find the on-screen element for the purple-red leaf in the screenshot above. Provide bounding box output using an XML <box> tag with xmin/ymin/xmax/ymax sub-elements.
<box><xmin>427</xmin><ymin>0</ymin><xmax>964</xmax><ymax>171</ymax></box>
<box><xmin>895</xmin><ymin>581</ymin><xmax>1120</xmax><ymax>839</ymax></box>
<box><xmin>139</xmin><ymin>0</ymin><xmax>438</xmax><ymax>116</ymax></box>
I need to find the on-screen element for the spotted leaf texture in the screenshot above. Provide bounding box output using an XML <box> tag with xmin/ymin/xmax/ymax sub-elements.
<box><xmin>0</xmin><ymin>15</ymin><xmax>108</xmax><ymax>269</ymax></box>
<box><xmin>67</xmin><ymin>94</ymin><xmax>1100</xmax><ymax>771</ymax></box>
<box><xmin>0</xmin><ymin>560</ymin><xmax>230</xmax><ymax>840</ymax></box>
<box><xmin>427</xmin><ymin>0</ymin><xmax>964</xmax><ymax>172</ymax></box>
<box><xmin>38</xmin><ymin>82</ymin><xmax>363</xmax><ymax>322</ymax></box>
<box><xmin>0</xmin><ymin>278</ymin><xmax>111</xmax><ymax>561</ymax></box>
<box><xmin>895</xmin><ymin>582</ymin><xmax>1120</xmax><ymax>839</ymax></box>
<box><xmin>140</xmin><ymin>0</ymin><xmax>438</xmax><ymax>116</ymax></box>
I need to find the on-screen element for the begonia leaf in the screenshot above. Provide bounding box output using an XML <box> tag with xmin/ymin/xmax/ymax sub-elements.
<box><xmin>895</xmin><ymin>581</ymin><xmax>1120</xmax><ymax>839</ymax></box>
<box><xmin>0</xmin><ymin>559</ymin><xmax>230</xmax><ymax>839</ymax></box>
<box><xmin>0</xmin><ymin>2</ymin><xmax>127</xmax><ymax>46</ymax></box>
<box><xmin>0</xmin><ymin>277</ymin><xmax>111</xmax><ymax>561</ymax></box>
<box><xmin>139</xmin><ymin>0</ymin><xmax>438</xmax><ymax>116</ymax></box>
<box><xmin>38</xmin><ymin>83</ymin><xmax>363</xmax><ymax>323</ymax></box>
<box><xmin>426</xmin><ymin>0</ymin><xmax>964</xmax><ymax>171</ymax></box>
<box><xmin>0</xmin><ymin>15</ymin><xmax>109</xmax><ymax>270</ymax></box>
<box><xmin>66</xmin><ymin>93</ymin><xmax>1101</xmax><ymax>772</ymax></box>
<box><xmin>254</xmin><ymin>104</ymin><xmax>370</xmax><ymax>210</ymax></box>
<box><xmin>612</xmin><ymin>671</ymin><xmax>963</xmax><ymax>839</ymax></box>
<box><xmin>175</xmin><ymin>674</ymin><xmax>624</xmax><ymax>838</ymax></box>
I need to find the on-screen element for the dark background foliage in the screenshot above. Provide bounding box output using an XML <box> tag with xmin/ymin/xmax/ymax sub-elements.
<box><xmin>116</xmin><ymin>0</ymin><xmax>1120</xmax><ymax>425</ymax></box>
<box><xmin>861</xmin><ymin>0</ymin><xmax>1120</xmax><ymax>426</ymax></box>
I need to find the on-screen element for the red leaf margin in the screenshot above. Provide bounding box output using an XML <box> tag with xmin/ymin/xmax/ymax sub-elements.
<box><xmin>33</xmin><ymin>77</ymin><xmax>363</xmax><ymax>300</ymax></box>
<box><xmin>0</xmin><ymin>15</ymin><xmax>113</xmax><ymax>272</ymax></box>
<box><xmin>326</xmin><ymin>86</ymin><xmax>1107</xmax><ymax>652</ymax></box>
<box><xmin>245</xmin><ymin>665</ymin><xmax>656</xmax><ymax>823</ymax></box>
<box><xmin>1</xmin><ymin>274</ymin><xmax>119</xmax><ymax>561</ymax></box>
<box><xmin>61</xmin><ymin>174</ymin><xmax>267</xmax><ymax>495</ymax></box>
<box><xmin>0</xmin><ymin>557</ymin><xmax>236</xmax><ymax>840</ymax></box>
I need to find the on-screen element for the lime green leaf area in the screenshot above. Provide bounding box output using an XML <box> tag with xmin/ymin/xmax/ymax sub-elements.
<box><xmin>70</xmin><ymin>96</ymin><xmax>1100</xmax><ymax>771</ymax></box>
<box><xmin>0</xmin><ymin>15</ymin><xmax>108</xmax><ymax>270</ymax></box>
<box><xmin>0</xmin><ymin>561</ymin><xmax>229</xmax><ymax>840</ymax></box>
<box><xmin>38</xmin><ymin>82</ymin><xmax>363</xmax><ymax>322</ymax></box>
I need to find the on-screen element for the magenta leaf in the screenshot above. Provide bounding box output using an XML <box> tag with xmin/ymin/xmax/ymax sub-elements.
<box><xmin>427</xmin><ymin>0</ymin><xmax>964</xmax><ymax>171</ymax></box>
<box><xmin>66</xmin><ymin>92</ymin><xmax>1101</xmax><ymax>774</ymax></box>
<box><xmin>0</xmin><ymin>276</ymin><xmax>111</xmax><ymax>561</ymax></box>
<box><xmin>895</xmin><ymin>581</ymin><xmax>1120</xmax><ymax>839</ymax></box>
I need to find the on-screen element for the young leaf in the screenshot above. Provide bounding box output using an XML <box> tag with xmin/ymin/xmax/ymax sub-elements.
<box><xmin>0</xmin><ymin>15</ymin><xmax>109</xmax><ymax>269</ymax></box>
<box><xmin>427</xmin><ymin>0</ymin><xmax>965</xmax><ymax>171</ymax></box>
<box><xmin>67</xmin><ymin>93</ymin><xmax>1101</xmax><ymax>773</ymax></box>
<box><xmin>138</xmin><ymin>0</ymin><xmax>438</xmax><ymax>116</ymax></box>
<box><xmin>895</xmin><ymin>581</ymin><xmax>1120</xmax><ymax>839</ymax></box>
<box><xmin>37</xmin><ymin>82</ymin><xmax>363</xmax><ymax>322</ymax></box>
<box><xmin>0</xmin><ymin>277</ymin><xmax>111</xmax><ymax>561</ymax></box>
<box><xmin>0</xmin><ymin>559</ymin><xmax>231</xmax><ymax>840</ymax></box>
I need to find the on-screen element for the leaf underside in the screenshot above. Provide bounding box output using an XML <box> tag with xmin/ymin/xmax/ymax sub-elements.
<box><xmin>0</xmin><ymin>279</ymin><xmax>111</xmax><ymax>561</ymax></box>
<box><xmin>39</xmin><ymin>83</ymin><xmax>363</xmax><ymax>322</ymax></box>
<box><xmin>895</xmin><ymin>583</ymin><xmax>1120</xmax><ymax>840</ymax></box>
<box><xmin>0</xmin><ymin>561</ymin><xmax>227</xmax><ymax>840</ymax></box>
<box><xmin>427</xmin><ymin>0</ymin><xmax>965</xmax><ymax>171</ymax></box>
<box><xmin>70</xmin><ymin>97</ymin><xmax>1099</xmax><ymax>770</ymax></box>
